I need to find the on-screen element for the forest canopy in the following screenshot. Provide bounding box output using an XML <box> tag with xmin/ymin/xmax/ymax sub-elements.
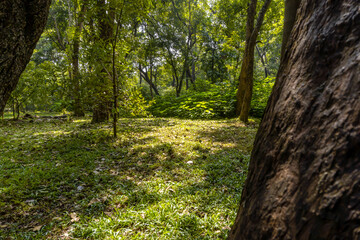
<box><xmin>4</xmin><ymin>0</ymin><xmax>283</xmax><ymax>122</ymax></box>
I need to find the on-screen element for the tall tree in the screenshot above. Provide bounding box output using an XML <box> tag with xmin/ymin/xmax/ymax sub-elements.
<box><xmin>235</xmin><ymin>0</ymin><xmax>271</xmax><ymax>122</ymax></box>
<box><xmin>72</xmin><ymin>0</ymin><xmax>87</xmax><ymax>117</ymax></box>
<box><xmin>91</xmin><ymin>0</ymin><xmax>114</xmax><ymax>123</ymax></box>
<box><xmin>0</xmin><ymin>0</ymin><xmax>51</xmax><ymax>116</ymax></box>
<box><xmin>229</xmin><ymin>0</ymin><xmax>360</xmax><ymax>239</ymax></box>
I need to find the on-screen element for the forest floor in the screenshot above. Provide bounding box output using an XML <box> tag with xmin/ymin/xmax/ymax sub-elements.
<box><xmin>0</xmin><ymin>115</ymin><xmax>257</xmax><ymax>239</ymax></box>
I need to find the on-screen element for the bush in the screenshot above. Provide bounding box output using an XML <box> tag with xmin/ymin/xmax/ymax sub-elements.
<box><xmin>149</xmin><ymin>84</ymin><xmax>236</xmax><ymax>119</ymax></box>
<box><xmin>119</xmin><ymin>86</ymin><xmax>151</xmax><ymax>117</ymax></box>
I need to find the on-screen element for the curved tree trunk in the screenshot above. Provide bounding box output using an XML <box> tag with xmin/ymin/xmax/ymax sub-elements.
<box><xmin>229</xmin><ymin>0</ymin><xmax>360</xmax><ymax>239</ymax></box>
<box><xmin>0</xmin><ymin>0</ymin><xmax>51</xmax><ymax>115</ymax></box>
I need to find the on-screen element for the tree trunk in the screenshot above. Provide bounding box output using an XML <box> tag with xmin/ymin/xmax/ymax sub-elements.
<box><xmin>72</xmin><ymin>2</ymin><xmax>87</xmax><ymax>117</ymax></box>
<box><xmin>191</xmin><ymin>62</ymin><xmax>196</xmax><ymax>89</ymax></box>
<box><xmin>229</xmin><ymin>0</ymin><xmax>360</xmax><ymax>239</ymax></box>
<box><xmin>0</xmin><ymin>0</ymin><xmax>51</xmax><ymax>115</ymax></box>
<box><xmin>139</xmin><ymin>68</ymin><xmax>160</xmax><ymax>96</ymax></box>
<box><xmin>92</xmin><ymin>0</ymin><xmax>113</xmax><ymax>123</ymax></box>
<box><xmin>235</xmin><ymin>0</ymin><xmax>272</xmax><ymax>122</ymax></box>
<box><xmin>281</xmin><ymin>0</ymin><xmax>301</xmax><ymax>59</ymax></box>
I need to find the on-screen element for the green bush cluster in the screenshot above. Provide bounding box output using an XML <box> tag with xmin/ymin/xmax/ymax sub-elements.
<box><xmin>149</xmin><ymin>85</ymin><xmax>236</xmax><ymax>119</ymax></box>
<box><xmin>118</xmin><ymin>86</ymin><xmax>151</xmax><ymax>118</ymax></box>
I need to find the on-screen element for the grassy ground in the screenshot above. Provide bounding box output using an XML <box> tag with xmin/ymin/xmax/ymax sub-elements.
<box><xmin>0</xmin><ymin>116</ymin><xmax>257</xmax><ymax>239</ymax></box>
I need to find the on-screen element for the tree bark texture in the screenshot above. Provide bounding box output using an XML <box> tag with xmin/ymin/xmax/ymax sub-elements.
<box><xmin>0</xmin><ymin>0</ymin><xmax>51</xmax><ymax>115</ymax></box>
<box><xmin>235</xmin><ymin>0</ymin><xmax>271</xmax><ymax>122</ymax></box>
<box><xmin>229</xmin><ymin>0</ymin><xmax>360</xmax><ymax>239</ymax></box>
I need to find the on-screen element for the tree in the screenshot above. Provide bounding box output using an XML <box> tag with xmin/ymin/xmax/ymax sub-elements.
<box><xmin>90</xmin><ymin>0</ymin><xmax>114</xmax><ymax>123</ymax></box>
<box><xmin>229</xmin><ymin>0</ymin><xmax>360</xmax><ymax>239</ymax></box>
<box><xmin>0</xmin><ymin>0</ymin><xmax>51</xmax><ymax>116</ymax></box>
<box><xmin>72</xmin><ymin>0</ymin><xmax>87</xmax><ymax>117</ymax></box>
<box><xmin>235</xmin><ymin>0</ymin><xmax>271</xmax><ymax>122</ymax></box>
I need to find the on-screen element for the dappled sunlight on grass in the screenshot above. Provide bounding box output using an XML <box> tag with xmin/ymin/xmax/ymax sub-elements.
<box><xmin>0</xmin><ymin>117</ymin><xmax>257</xmax><ymax>239</ymax></box>
<box><xmin>33</xmin><ymin>130</ymin><xmax>71</xmax><ymax>137</ymax></box>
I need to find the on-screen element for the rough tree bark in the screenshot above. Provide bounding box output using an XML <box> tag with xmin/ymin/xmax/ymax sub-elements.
<box><xmin>235</xmin><ymin>0</ymin><xmax>272</xmax><ymax>122</ymax></box>
<box><xmin>0</xmin><ymin>0</ymin><xmax>51</xmax><ymax>116</ymax></box>
<box><xmin>229</xmin><ymin>0</ymin><xmax>360</xmax><ymax>239</ymax></box>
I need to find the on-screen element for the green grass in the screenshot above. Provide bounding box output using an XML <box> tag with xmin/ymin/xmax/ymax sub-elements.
<box><xmin>0</xmin><ymin>117</ymin><xmax>257</xmax><ymax>239</ymax></box>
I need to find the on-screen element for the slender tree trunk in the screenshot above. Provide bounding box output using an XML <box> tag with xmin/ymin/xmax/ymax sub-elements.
<box><xmin>0</xmin><ymin>0</ymin><xmax>51</xmax><ymax>115</ymax></box>
<box><xmin>139</xmin><ymin>64</ymin><xmax>142</xmax><ymax>85</ymax></box>
<box><xmin>191</xmin><ymin>62</ymin><xmax>196</xmax><ymax>88</ymax></box>
<box><xmin>12</xmin><ymin>100</ymin><xmax>16</xmax><ymax>120</ymax></box>
<box><xmin>256</xmin><ymin>45</ymin><xmax>269</xmax><ymax>78</ymax></box>
<box><xmin>139</xmin><ymin>68</ymin><xmax>160</xmax><ymax>96</ymax></box>
<box><xmin>229</xmin><ymin>0</ymin><xmax>360</xmax><ymax>239</ymax></box>
<box><xmin>235</xmin><ymin>0</ymin><xmax>272</xmax><ymax>122</ymax></box>
<box><xmin>112</xmin><ymin>20</ymin><xmax>120</xmax><ymax>138</ymax></box>
<box><xmin>16</xmin><ymin>102</ymin><xmax>20</xmax><ymax>120</ymax></box>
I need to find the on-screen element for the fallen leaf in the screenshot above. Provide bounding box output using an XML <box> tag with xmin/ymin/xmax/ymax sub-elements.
<box><xmin>70</xmin><ymin>212</ymin><xmax>79</xmax><ymax>222</ymax></box>
<box><xmin>88</xmin><ymin>198</ymin><xmax>100</xmax><ymax>206</ymax></box>
<box><xmin>0</xmin><ymin>224</ymin><xmax>8</xmax><ymax>228</ymax></box>
<box><xmin>222</xmin><ymin>226</ymin><xmax>231</xmax><ymax>230</ymax></box>
<box><xmin>33</xmin><ymin>225</ymin><xmax>42</xmax><ymax>231</ymax></box>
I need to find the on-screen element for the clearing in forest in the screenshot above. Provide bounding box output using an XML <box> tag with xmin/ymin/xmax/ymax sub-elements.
<box><xmin>0</xmin><ymin>117</ymin><xmax>257</xmax><ymax>239</ymax></box>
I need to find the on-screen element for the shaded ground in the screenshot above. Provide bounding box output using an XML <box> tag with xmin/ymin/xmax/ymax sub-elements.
<box><xmin>0</xmin><ymin>117</ymin><xmax>257</xmax><ymax>239</ymax></box>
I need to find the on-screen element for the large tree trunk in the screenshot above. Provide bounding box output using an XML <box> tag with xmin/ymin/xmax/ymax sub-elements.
<box><xmin>235</xmin><ymin>0</ymin><xmax>271</xmax><ymax>122</ymax></box>
<box><xmin>0</xmin><ymin>0</ymin><xmax>51</xmax><ymax>115</ymax></box>
<box><xmin>229</xmin><ymin>0</ymin><xmax>360</xmax><ymax>239</ymax></box>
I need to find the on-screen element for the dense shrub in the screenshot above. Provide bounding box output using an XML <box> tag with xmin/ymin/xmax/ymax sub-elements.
<box><xmin>149</xmin><ymin>84</ymin><xmax>236</xmax><ymax>119</ymax></box>
<box><xmin>148</xmin><ymin>77</ymin><xmax>274</xmax><ymax>120</ymax></box>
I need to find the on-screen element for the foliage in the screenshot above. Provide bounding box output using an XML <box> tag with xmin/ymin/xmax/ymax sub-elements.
<box><xmin>3</xmin><ymin>0</ymin><xmax>283</xmax><ymax>120</ymax></box>
<box><xmin>118</xmin><ymin>86</ymin><xmax>151</xmax><ymax>118</ymax></box>
<box><xmin>149</xmin><ymin>84</ymin><xmax>236</xmax><ymax>119</ymax></box>
<box><xmin>0</xmin><ymin>116</ymin><xmax>257</xmax><ymax>239</ymax></box>
<box><xmin>250</xmin><ymin>76</ymin><xmax>275</xmax><ymax>117</ymax></box>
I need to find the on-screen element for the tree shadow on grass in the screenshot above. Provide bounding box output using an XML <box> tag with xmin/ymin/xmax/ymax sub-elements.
<box><xmin>0</xmin><ymin>118</ymin><xmax>257</xmax><ymax>239</ymax></box>
<box><xmin>0</xmin><ymin>118</ymin><xmax>182</xmax><ymax>238</ymax></box>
